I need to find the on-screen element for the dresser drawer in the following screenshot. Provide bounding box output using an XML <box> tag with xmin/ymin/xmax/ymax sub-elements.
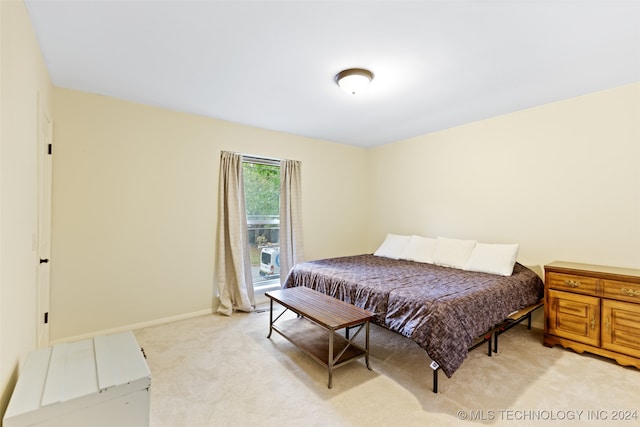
<box><xmin>603</xmin><ymin>279</ymin><xmax>640</xmax><ymax>303</ymax></box>
<box><xmin>547</xmin><ymin>272</ymin><xmax>599</xmax><ymax>296</ymax></box>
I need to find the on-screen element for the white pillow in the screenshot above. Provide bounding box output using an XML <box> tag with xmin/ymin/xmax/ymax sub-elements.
<box><xmin>373</xmin><ymin>234</ymin><xmax>411</xmax><ymax>260</ymax></box>
<box><xmin>400</xmin><ymin>235</ymin><xmax>438</xmax><ymax>264</ymax></box>
<box><xmin>465</xmin><ymin>243</ymin><xmax>519</xmax><ymax>276</ymax></box>
<box><xmin>433</xmin><ymin>237</ymin><xmax>477</xmax><ymax>269</ymax></box>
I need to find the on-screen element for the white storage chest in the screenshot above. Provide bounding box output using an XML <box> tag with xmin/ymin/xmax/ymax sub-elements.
<box><xmin>3</xmin><ymin>331</ymin><xmax>151</xmax><ymax>427</ymax></box>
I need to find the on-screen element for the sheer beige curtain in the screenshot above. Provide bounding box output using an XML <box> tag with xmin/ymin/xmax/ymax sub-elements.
<box><xmin>215</xmin><ymin>151</ymin><xmax>255</xmax><ymax>315</ymax></box>
<box><xmin>279</xmin><ymin>159</ymin><xmax>304</xmax><ymax>285</ymax></box>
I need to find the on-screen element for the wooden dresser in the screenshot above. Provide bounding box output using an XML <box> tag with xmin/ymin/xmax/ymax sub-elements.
<box><xmin>544</xmin><ymin>261</ymin><xmax>640</xmax><ymax>369</ymax></box>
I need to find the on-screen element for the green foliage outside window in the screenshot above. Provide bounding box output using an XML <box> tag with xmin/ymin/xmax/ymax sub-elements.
<box><xmin>243</xmin><ymin>162</ymin><xmax>280</xmax><ymax>216</ymax></box>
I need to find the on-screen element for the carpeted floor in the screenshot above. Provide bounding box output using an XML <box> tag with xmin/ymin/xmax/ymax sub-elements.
<box><xmin>134</xmin><ymin>304</ymin><xmax>640</xmax><ymax>427</ymax></box>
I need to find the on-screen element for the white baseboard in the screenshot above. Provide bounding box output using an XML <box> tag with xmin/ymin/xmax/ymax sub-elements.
<box><xmin>50</xmin><ymin>308</ymin><xmax>215</xmax><ymax>345</ymax></box>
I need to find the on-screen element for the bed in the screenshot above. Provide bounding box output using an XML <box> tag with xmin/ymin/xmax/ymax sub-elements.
<box><xmin>282</xmin><ymin>253</ymin><xmax>544</xmax><ymax>383</ymax></box>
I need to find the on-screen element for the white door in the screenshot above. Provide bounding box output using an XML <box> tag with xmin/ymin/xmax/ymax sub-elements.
<box><xmin>37</xmin><ymin>100</ymin><xmax>52</xmax><ymax>348</ymax></box>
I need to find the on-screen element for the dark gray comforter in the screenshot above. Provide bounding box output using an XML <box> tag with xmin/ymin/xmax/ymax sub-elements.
<box><xmin>283</xmin><ymin>254</ymin><xmax>543</xmax><ymax>377</ymax></box>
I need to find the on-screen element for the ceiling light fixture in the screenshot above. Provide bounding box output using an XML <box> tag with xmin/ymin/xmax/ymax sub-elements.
<box><xmin>335</xmin><ymin>68</ymin><xmax>374</xmax><ymax>95</ymax></box>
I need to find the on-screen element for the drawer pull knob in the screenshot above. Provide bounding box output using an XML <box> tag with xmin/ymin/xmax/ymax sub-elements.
<box><xmin>604</xmin><ymin>316</ymin><xmax>610</xmax><ymax>333</ymax></box>
<box><xmin>621</xmin><ymin>288</ymin><xmax>640</xmax><ymax>297</ymax></box>
<box><xmin>590</xmin><ymin>316</ymin><xmax>596</xmax><ymax>330</ymax></box>
<box><xmin>564</xmin><ymin>279</ymin><xmax>582</xmax><ymax>288</ymax></box>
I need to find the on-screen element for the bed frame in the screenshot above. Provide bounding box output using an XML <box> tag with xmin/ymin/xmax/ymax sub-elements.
<box><xmin>430</xmin><ymin>300</ymin><xmax>543</xmax><ymax>393</ymax></box>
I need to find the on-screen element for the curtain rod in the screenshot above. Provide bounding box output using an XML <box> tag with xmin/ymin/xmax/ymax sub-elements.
<box><xmin>221</xmin><ymin>150</ymin><xmax>288</xmax><ymax>164</ymax></box>
<box><xmin>241</xmin><ymin>153</ymin><xmax>282</xmax><ymax>164</ymax></box>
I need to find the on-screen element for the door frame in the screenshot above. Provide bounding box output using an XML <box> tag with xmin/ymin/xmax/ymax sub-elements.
<box><xmin>37</xmin><ymin>95</ymin><xmax>52</xmax><ymax>348</ymax></box>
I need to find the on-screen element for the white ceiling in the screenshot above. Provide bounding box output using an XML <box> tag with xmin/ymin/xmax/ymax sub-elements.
<box><xmin>24</xmin><ymin>1</ymin><xmax>640</xmax><ymax>148</ymax></box>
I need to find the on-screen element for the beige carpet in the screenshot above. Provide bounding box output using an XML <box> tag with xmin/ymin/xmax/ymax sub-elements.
<box><xmin>134</xmin><ymin>304</ymin><xmax>640</xmax><ymax>427</ymax></box>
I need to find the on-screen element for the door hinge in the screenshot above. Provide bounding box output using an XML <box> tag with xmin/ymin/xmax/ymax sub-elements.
<box><xmin>48</xmin><ymin>144</ymin><xmax>52</xmax><ymax>155</ymax></box>
<box><xmin>44</xmin><ymin>312</ymin><xmax>49</xmax><ymax>324</ymax></box>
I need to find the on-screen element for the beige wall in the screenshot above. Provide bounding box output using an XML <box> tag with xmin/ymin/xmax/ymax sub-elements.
<box><xmin>369</xmin><ymin>82</ymin><xmax>640</xmax><ymax>271</ymax></box>
<box><xmin>51</xmin><ymin>88</ymin><xmax>371</xmax><ymax>342</ymax></box>
<box><xmin>49</xmin><ymin>82</ymin><xmax>640</xmax><ymax>342</ymax></box>
<box><xmin>0</xmin><ymin>0</ymin><xmax>53</xmax><ymax>418</ymax></box>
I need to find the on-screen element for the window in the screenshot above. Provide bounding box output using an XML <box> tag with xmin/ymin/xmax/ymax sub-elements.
<box><xmin>242</xmin><ymin>156</ymin><xmax>280</xmax><ymax>288</ymax></box>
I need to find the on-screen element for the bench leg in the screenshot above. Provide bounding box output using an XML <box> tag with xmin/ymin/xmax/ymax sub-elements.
<box><xmin>267</xmin><ymin>299</ymin><xmax>273</xmax><ymax>338</ymax></box>
<box><xmin>365</xmin><ymin>321</ymin><xmax>372</xmax><ymax>370</ymax></box>
<box><xmin>328</xmin><ymin>329</ymin><xmax>334</xmax><ymax>389</ymax></box>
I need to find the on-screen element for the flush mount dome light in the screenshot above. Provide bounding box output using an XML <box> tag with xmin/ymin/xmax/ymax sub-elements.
<box><xmin>335</xmin><ymin>68</ymin><xmax>374</xmax><ymax>95</ymax></box>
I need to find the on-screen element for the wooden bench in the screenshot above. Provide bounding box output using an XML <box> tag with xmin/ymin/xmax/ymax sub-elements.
<box><xmin>266</xmin><ymin>287</ymin><xmax>375</xmax><ymax>388</ymax></box>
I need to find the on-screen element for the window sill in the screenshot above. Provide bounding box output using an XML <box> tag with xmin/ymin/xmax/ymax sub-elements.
<box><xmin>254</xmin><ymin>280</ymin><xmax>281</xmax><ymax>305</ymax></box>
